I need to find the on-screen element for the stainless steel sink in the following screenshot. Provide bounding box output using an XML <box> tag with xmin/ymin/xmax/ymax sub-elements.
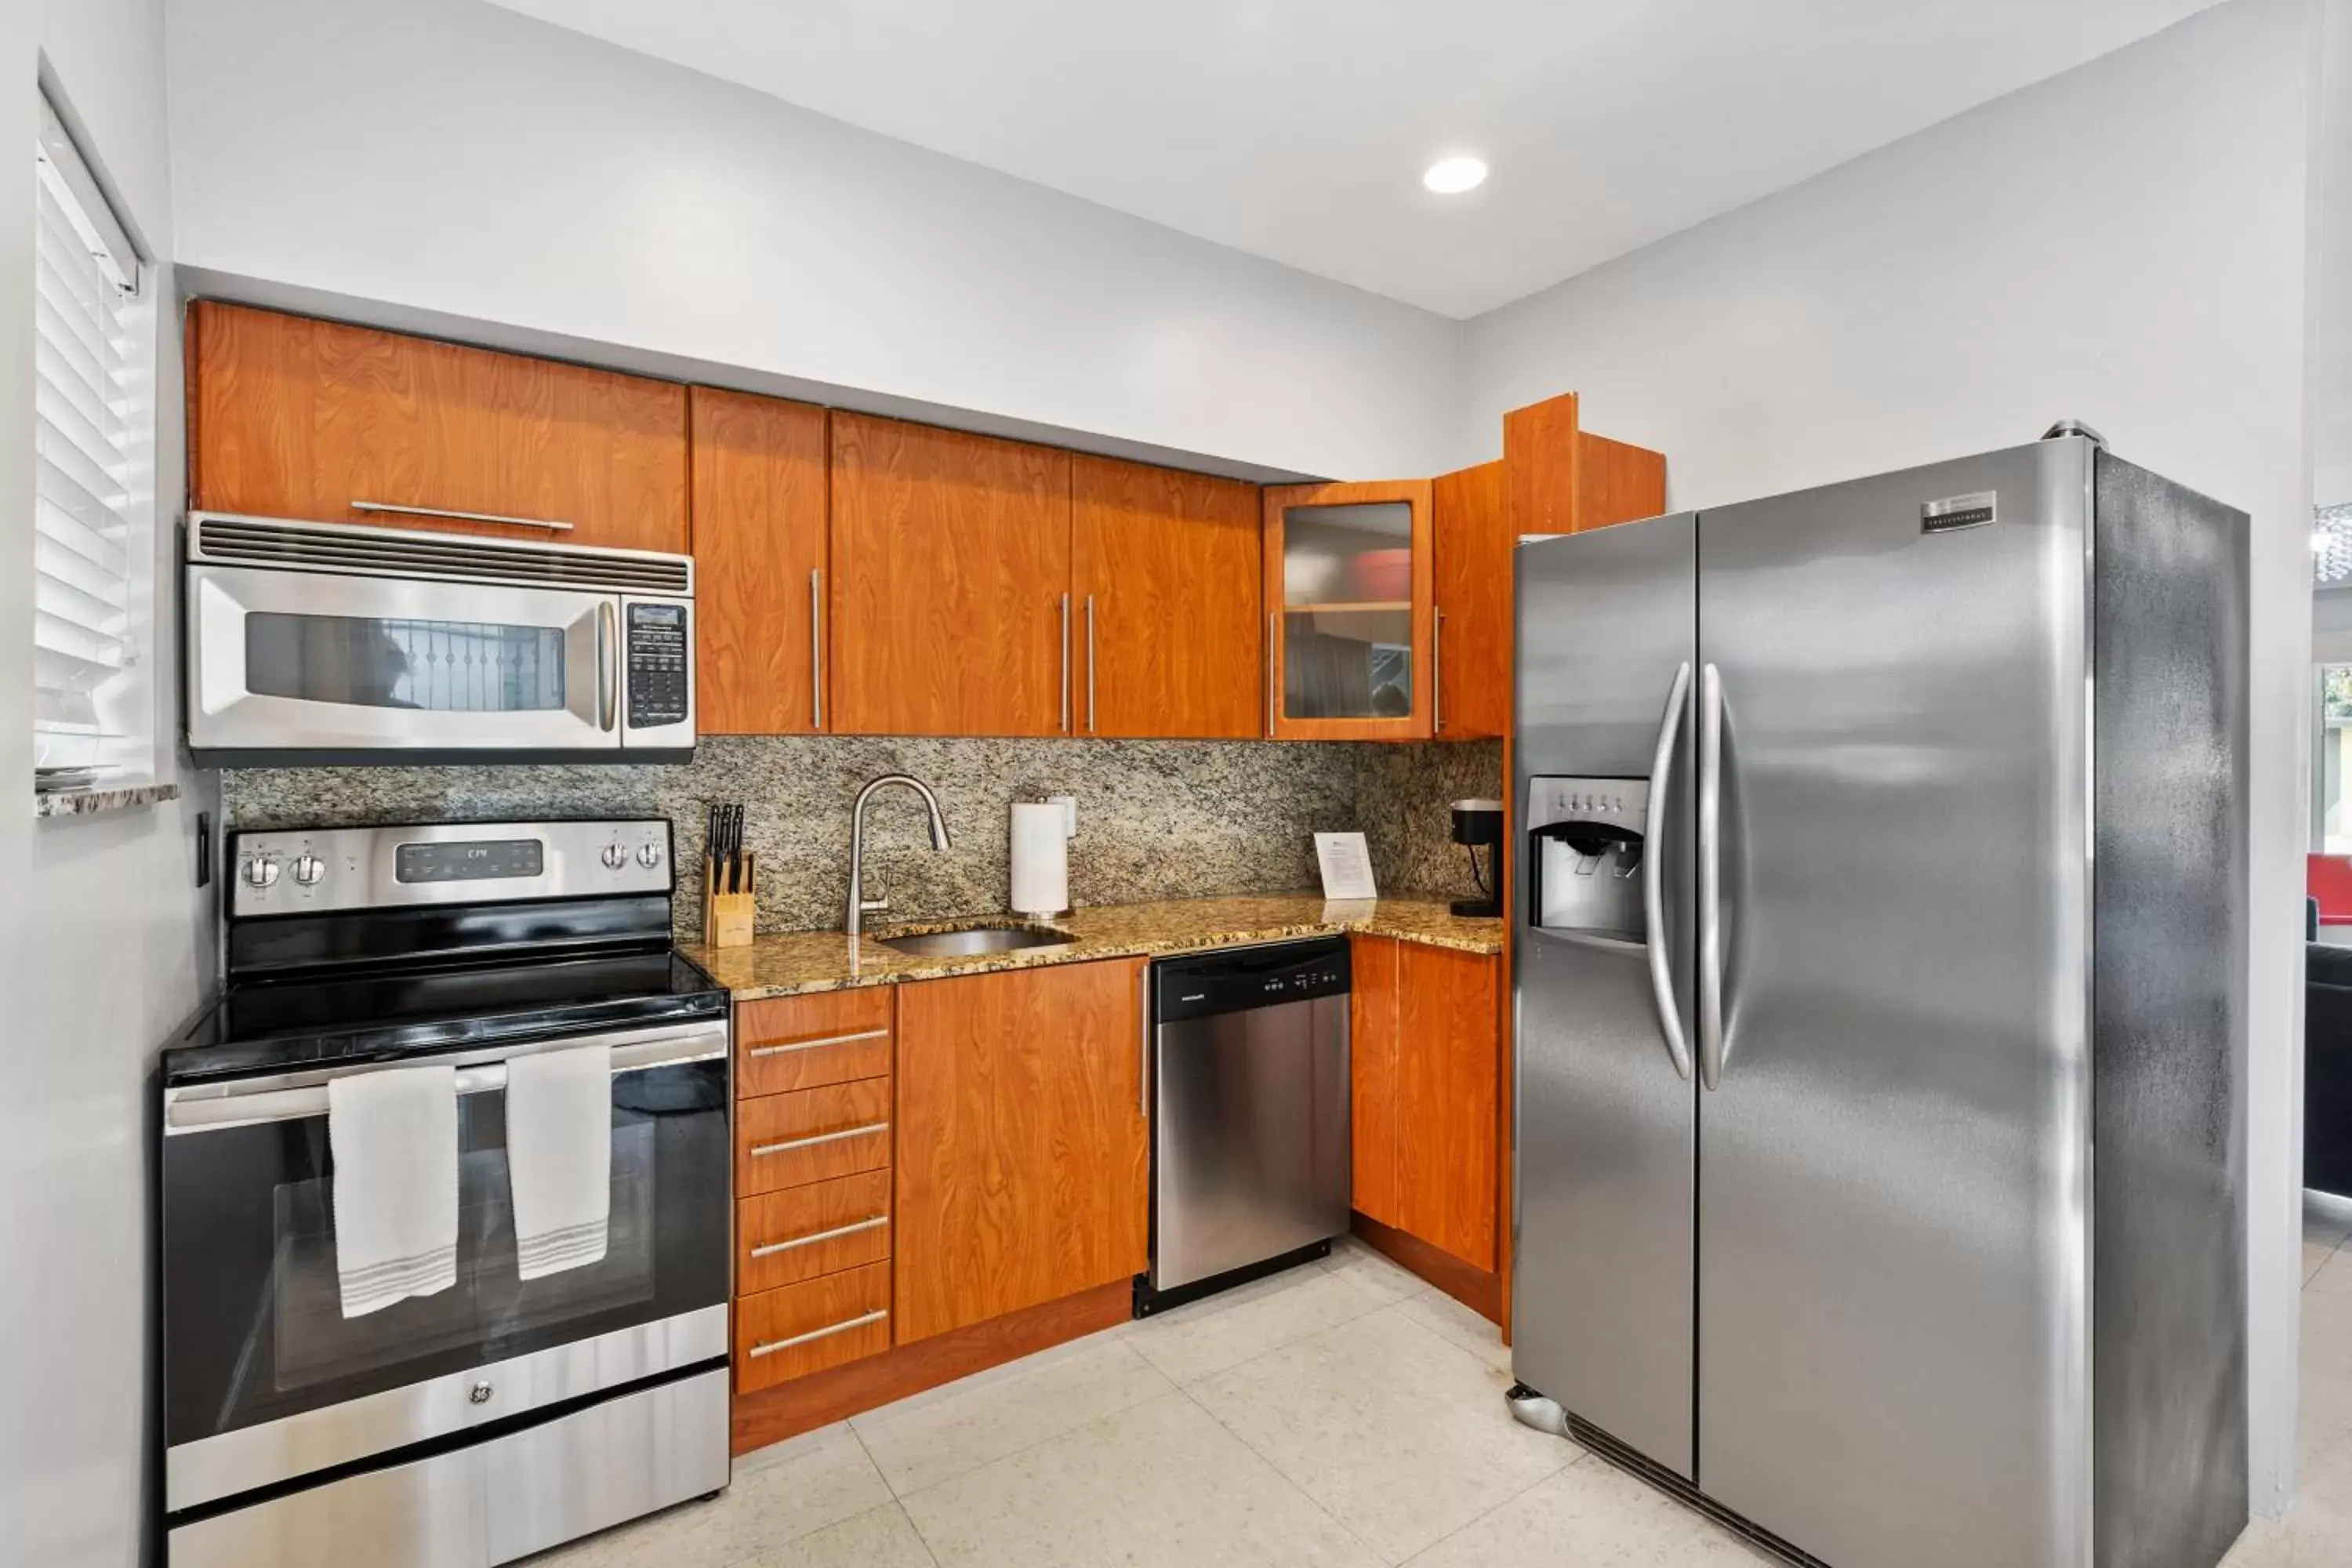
<box><xmin>873</xmin><ymin>924</ymin><xmax>1076</xmax><ymax>958</ymax></box>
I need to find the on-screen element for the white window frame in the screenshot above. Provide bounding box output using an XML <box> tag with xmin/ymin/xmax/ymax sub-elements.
<box><xmin>32</xmin><ymin>88</ymin><xmax>156</xmax><ymax>789</ymax></box>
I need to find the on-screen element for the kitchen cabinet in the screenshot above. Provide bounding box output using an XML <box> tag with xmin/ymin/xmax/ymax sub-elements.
<box><xmin>1263</xmin><ymin>480</ymin><xmax>1436</xmax><ymax>740</ymax></box>
<box><xmin>893</xmin><ymin>958</ymin><xmax>1149</xmax><ymax>1342</ymax></box>
<box><xmin>187</xmin><ymin>302</ymin><xmax>688</xmax><ymax>554</ymax></box>
<box><xmin>829</xmin><ymin>413</ymin><xmax>1073</xmax><ymax>737</ymax></box>
<box><xmin>1070</xmin><ymin>456</ymin><xmax>1262</xmax><ymax>738</ymax></box>
<box><xmin>1503</xmin><ymin>390</ymin><xmax>1667</xmax><ymax>539</ymax></box>
<box><xmin>1350</xmin><ymin>935</ymin><xmax>1500</xmax><ymax>1272</ymax></box>
<box><xmin>1432</xmin><ymin>459</ymin><xmax>1511</xmax><ymax>741</ymax></box>
<box><xmin>690</xmin><ymin>388</ymin><xmax>829</xmax><ymax>734</ymax></box>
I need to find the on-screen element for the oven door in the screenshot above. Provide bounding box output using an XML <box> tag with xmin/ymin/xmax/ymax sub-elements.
<box><xmin>160</xmin><ymin>1022</ymin><xmax>729</xmax><ymax>1515</ymax></box>
<box><xmin>187</xmin><ymin>564</ymin><xmax>621</xmax><ymax>758</ymax></box>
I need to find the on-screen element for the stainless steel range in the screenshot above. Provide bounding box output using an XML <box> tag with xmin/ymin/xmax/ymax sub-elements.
<box><xmin>160</xmin><ymin>818</ymin><xmax>731</xmax><ymax>1567</ymax></box>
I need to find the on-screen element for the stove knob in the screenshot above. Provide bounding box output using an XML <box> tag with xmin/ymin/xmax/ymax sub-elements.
<box><xmin>637</xmin><ymin>842</ymin><xmax>663</xmax><ymax>869</ymax></box>
<box><xmin>241</xmin><ymin>855</ymin><xmax>280</xmax><ymax>890</ymax></box>
<box><xmin>291</xmin><ymin>853</ymin><xmax>325</xmax><ymax>887</ymax></box>
<box><xmin>601</xmin><ymin>843</ymin><xmax>629</xmax><ymax>870</ymax></box>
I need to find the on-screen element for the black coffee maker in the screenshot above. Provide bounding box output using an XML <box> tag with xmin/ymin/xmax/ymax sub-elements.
<box><xmin>1450</xmin><ymin>798</ymin><xmax>1504</xmax><ymax>916</ymax></box>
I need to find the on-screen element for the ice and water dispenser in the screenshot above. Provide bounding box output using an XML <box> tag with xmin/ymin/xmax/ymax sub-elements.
<box><xmin>1525</xmin><ymin>777</ymin><xmax>1651</xmax><ymax>939</ymax></box>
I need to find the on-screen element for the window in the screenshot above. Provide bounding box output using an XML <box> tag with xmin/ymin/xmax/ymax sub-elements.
<box><xmin>33</xmin><ymin>92</ymin><xmax>150</xmax><ymax>785</ymax></box>
<box><xmin>2321</xmin><ymin>665</ymin><xmax>2352</xmax><ymax>855</ymax></box>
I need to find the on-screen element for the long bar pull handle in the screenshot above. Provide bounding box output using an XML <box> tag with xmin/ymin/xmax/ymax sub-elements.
<box><xmin>746</xmin><ymin>1027</ymin><xmax>888</xmax><ymax>1058</ymax></box>
<box><xmin>1697</xmin><ymin>662</ymin><xmax>1726</xmax><ymax>1091</ymax></box>
<box><xmin>1059</xmin><ymin>593</ymin><xmax>1072</xmax><ymax>733</ymax></box>
<box><xmin>1432</xmin><ymin>609</ymin><xmax>1446</xmax><ymax>734</ymax></box>
<box><xmin>750</xmin><ymin>1121</ymin><xmax>890</xmax><ymax>1159</ymax></box>
<box><xmin>810</xmin><ymin>569</ymin><xmax>824</xmax><ymax>731</ymax></box>
<box><xmin>747</xmin><ymin>1308</ymin><xmax>887</xmax><ymax>1358</ymax></box>
<box><xmin>749</xmin><ymin>1215</ymin><xmax>889</xmax><ymax>1258</ymax></box>
<box><xmin>351</xmin><ymin>500</ymin><xmax>573</xmax><ymax>532</ymax></box>
<box><xmin>1086</xmin><ymin>595</ymin><xmax>1098</xmax><ymax>734</ymax></box>
<box><xmin>596</xmin><ymin>601</ymin><xmax>618</xmax><ymax>732</ymax></box>
<box><xmin>1265</xmin><ymin>612</ymin><xmax>1278</xmax><ymax>738</ymax></box>
<box><xmin>1645</xmin><ymin>662</ymin><xmax>1695</xmax><ymax>1080</ymax></box>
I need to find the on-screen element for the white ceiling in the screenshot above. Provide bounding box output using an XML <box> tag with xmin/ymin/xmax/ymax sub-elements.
<box><xmin>489</xmin><ymin>0</ymin><xmax>2220</xmax><ymax>318</ymax></box>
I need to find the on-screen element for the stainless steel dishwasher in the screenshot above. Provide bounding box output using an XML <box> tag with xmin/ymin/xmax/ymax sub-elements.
<box><xmin>1140</xmin><ymin>937</ymin><xmax>1351</xmax><ymax>1315</ymax></box>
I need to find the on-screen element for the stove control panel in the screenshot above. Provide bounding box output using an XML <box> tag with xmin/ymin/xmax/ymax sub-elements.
<box><xmin>230</xmin><ymin>818</ymin><xmax>676</xmax><ymax>916</ymax></box>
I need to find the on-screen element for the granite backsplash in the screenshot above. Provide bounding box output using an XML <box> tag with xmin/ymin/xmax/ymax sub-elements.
<box><xmin>218</xmin><ymin>735</ymin><xmax>1503</xmax><ymax>938</ymax></box>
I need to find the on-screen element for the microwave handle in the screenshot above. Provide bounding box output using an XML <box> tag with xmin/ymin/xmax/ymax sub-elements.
<box><xmin>162</xmin><ymin>1023</ymin><xmax>728</xmax><ymax>1134</ymax></box>
<box><xmin>597</xmin><ymin>601</ymin><xmax>618</xmax><ymax>732</ymax></box>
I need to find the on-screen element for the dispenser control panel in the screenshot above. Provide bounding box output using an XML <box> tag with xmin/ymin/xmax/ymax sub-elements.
<box><xmin>1525</xmin><ymin>776</ymin><xmax>1648</xmax><ymax>836</ymax></box>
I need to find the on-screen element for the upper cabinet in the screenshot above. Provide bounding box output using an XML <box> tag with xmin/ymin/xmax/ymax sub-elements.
<box><xmin>1432</xmin><ymin>459</ymin><xmax>1510</xmax><ymax>741</ymax></box>
<box><xmin>1071</xmin><ymin>456</ymin><xmax>1261</xmax><ymax>739</ymax></box>
<box><xmin>690</xmin><ymin>388</ymin><xmax>829</xmax><ymax>735</ymax></box>
<box><xmin>829</xmin><ymin>414</ymin><xmax>1073</xmax><ymax>738</ymax></box>
<box><xmin>187</xmin><ymin>302</ymin><xmax>688</xmax><ymax>554</ymax></box>
<box><xmin>1263</xmin><ymin>479</ymin><xmax>1436</xmax><ymax>741</ymax></box>
<box><xmin>1503</xmin><ymin>390</ymin><xmax>1666</xmax><ymax>539</ymax></box>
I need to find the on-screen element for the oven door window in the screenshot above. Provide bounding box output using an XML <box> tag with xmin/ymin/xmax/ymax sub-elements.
<box><xmin>244</xmin><ymin>613</ymin><xmax>568</xmax><ymax>713</ymax></box>
<box><xmin>162</xmin><ymin>1058</ymin><xmax>727</xmax><ymax>1448</ymax></box>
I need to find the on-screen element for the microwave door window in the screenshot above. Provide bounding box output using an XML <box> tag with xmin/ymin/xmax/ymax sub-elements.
<box><xmin>243</xmin><ymin>614</ymin><xmax>568</xmax><ymax>713</ymax></box>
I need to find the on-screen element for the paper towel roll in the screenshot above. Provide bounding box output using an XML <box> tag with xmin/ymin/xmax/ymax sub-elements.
<box><xmin>1010</xmin><ymin>802</ymin><xmax>1069</xmax><ymax>916</ymax></box>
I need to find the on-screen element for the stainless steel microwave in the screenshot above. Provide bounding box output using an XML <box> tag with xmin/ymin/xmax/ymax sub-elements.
<box><xmin>185</xmin><ymin>514</ymin><xmax>695</xmax><ymax>766</ymax></box>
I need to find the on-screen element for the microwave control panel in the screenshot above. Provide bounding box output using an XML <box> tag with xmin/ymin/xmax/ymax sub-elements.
<box><xmin>626</xmin><ymin>603</ymin><xmax>690</xmax><ymax>729</ymax></box>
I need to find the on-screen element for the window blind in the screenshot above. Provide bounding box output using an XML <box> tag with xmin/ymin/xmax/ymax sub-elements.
<box><xmin>32</xmin><ymin>94</ymin><xmax>142</xmax><ymax>777</ymax></box>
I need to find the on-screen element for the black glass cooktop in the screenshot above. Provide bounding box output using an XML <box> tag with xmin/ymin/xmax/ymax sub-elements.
<box><xmin>166</xmin><ymin>947</ymin><xmax>727</xmax><ymax>1087</ymax></box>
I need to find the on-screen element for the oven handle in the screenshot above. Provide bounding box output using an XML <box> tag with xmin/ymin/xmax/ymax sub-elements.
<box><xmin>162</xmin><ymin>1021</ymin><xmax>729</xmax><ymax>1134</ymax></box>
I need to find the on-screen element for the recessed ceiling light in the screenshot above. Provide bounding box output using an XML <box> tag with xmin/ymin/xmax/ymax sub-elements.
<box><xmin>1423</xmin><ymin>156</ymin><xmax>1488</xmax><ymax>195</ymax></box>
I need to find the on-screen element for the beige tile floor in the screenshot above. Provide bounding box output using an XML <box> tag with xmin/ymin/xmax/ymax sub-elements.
<box><xmin>538</xmin><ymin>1213</ymin><xmax>2352</xmax><ymax>1568</ymax></box>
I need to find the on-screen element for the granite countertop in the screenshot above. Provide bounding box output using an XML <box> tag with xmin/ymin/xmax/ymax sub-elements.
<box><xmin>680</xmin><ymin>893</ymin><xmax>1505</xmax><ymax>1000</ymax></box>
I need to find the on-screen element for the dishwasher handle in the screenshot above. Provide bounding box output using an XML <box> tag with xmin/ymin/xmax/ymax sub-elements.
<box><xmin>1151</xmin><ymin>937</ymin><xmax>1352</xmax><ymax>1025</ymax></box>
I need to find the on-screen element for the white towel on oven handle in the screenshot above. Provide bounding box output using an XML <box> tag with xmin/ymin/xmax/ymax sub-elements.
<box><xmin>328</xmin><ymin>1063</ymin><xmax>459</xmax><ymax>1318</ymax></box>
<box><xmin>506</xmin><ymin>1043</ymin><xmax>612</xmax><ymax>1280</ymax></box>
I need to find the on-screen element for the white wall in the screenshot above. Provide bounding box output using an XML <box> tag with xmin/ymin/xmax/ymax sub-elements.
<box><xmin>2</xmin><ymin>2</ymin><xmax>212</xmax><ymax>1563</ymax></box>
<box><xmin>1462</xmin><ymin>0</ymin><xmax>2321</xmax><ymax>1512</ymax></box>
<box><xmin>162</xmin><ymin>0</ymin><xmax>1465</xmax><ymax>484</ymax></box>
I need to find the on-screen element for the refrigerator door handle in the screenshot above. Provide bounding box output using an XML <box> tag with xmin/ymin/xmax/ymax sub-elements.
<box><xmin>1644</xmin><ymin>660</ymin><xmax>1695</xmax><ymax>1080</ymax></box>
<box><xmin>1698</xmin><ymin>661</ymin><xmax>1726</xmax><ymax>1090</ymax></box>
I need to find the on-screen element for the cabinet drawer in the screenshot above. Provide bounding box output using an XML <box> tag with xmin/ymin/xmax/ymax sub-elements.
<box><xmin>736</xmin><ymin>1078</ymin><xmax>893</xmax><ymax>1196</ymax></box>
<box><xmin>738</xmin><ymin>1170</ymin><xmax>892</xmax><ymax>1294</ymax></box>
<box><xmin>735</xmin><ymin>989</ymin><xmax>894</xmax><ymax>1098</ymax></box>
<box><xmin>735</xmin><ymin>1262</ymin><xmax>892</xmax><ymax>1395</ymax></box>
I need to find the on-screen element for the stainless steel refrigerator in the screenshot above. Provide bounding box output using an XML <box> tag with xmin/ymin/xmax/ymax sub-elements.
<box><xmin>1510</xmin><ymin>432</ymin><xmax>2249</xmax><ymax>1568</ymax></box>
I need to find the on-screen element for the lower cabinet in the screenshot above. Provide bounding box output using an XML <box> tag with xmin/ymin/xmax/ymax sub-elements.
<box><xmin>893</xmin><ymin>958</ymin><xmax>1150</xmax><ymax>1342</ymax></box>
<box><xmin>1350</xmin><ymin>935</ymin><xmax>1501</xmax><ymax>1272</ymax></box>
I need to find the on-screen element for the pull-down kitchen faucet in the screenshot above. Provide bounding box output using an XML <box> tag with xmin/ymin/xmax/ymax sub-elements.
<box><xmin>845</xmin><ymin>774</ymin><xmax>953</xmax><ymax>939</ymax></box>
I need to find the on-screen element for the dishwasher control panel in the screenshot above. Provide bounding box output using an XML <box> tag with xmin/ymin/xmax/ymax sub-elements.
<box><xmin>1153</xmin><ymin>937</ymin><xmax>1352</xmax><ymax>1024</ymax></box>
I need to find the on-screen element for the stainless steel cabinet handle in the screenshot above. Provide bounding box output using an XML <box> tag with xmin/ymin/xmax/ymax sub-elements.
<box><xmin>747</xmin><ymin>1308</ymin><xmax>887</xmax><ymax>1358</ymax></box>
<box><xmin>351</xmin><ymin>500</ymin><xmax>574</xmax><ymax>532</ymax></box>
<box><xmin>596</xmin><ymin>601</ymin><xmax>617</xmax><ymax>732</ymax></box>
<box><xmin>1265</xmin><ymin>611</ymin><xmax>1277</xmax><ymax>738</ymax></box>
<box><xmin>809</xmin><ymin>569</ymin><xmax>824</xmax><ymax>730</ymax></box>
<box><xmin>1698</xmin><ymin>662</ymin><xmax>1726</xmax><ymax>1091</ymax></box>
<box><xmin>1086</xmin><ymin>594</ymin><xmax>1098</xmax><ymax>734</ymax></box>
<box><xmin>1137</xmin><ymin>965</ymin><xmax>1151</xmax><ymax>1120</ymax></box>
<box><xmin>750</xmin><ymin>1120</ymin><xmax>891</xmax><ymax>1158</ymax></box>
<box><xmin>1059</xmin><ymin>592</ymin><xmax>1072</xmax><ymax>733</ymax></box>
<box><xmin>749</xmin><ymin>1215</ymin><xmax>888</xmax><ymax>1258</ymax></box>
<box><xmin>746</xmin><ymin>1027</ymin><xmax>888</xmax><ymax>1059</ymax></box>
<box><xmin>1432</xmin><ymin>609</ymin><xmax>1446</xmax><ymax>734</ymax></box>
<box><xmin>1644</xmin><ymin>662</ymin><xmax>1694</xmax><ymax>1080</ymax></box>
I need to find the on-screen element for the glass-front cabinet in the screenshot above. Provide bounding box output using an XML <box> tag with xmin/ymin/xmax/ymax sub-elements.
<box><xmin>1263</xmin><ymin>480</ymin><xmax>1435</xmax><ymax>739</ymax></box>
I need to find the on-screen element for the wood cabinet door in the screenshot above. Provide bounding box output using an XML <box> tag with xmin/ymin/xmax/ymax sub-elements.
<box><xmin>1264</xmin><ymin>479</ymin><xmax>1435</xmax><ymax>741</ymax></box>
<box><xmin>894</xmin><ymin>959</ymin><xmax>1149</xmax><ymax>1341</ymax></box>
<box><xmin>1432</xmin><ymin>459</ymin><xmax>1510</xmax><ymax>741</ymax></box>
<box><xmin>187</xmin><ymin>302</ymin><xmax>687</xmax><ymax>553</ymax></box>
<box><xmin>829</xmin><ymin>413</ymin><xmax>1073</xmax><ymax>736</ymax></box>
<box><xmin>1395</xmin><ymin>942</ymin><xmax>1501</xmax><ymax>1271</ymax></box>
<box><xmin>690</xmin><ymin>388</ymin><xmax>829</xmax><ymax>734</ymax></box>
<box><xmin>1349</xmin><ymin>935</ymin><xmax>1403</xmax><ymax>1229</ymax></box>
<box><xmin>1070</xmin><ymin>456</ymin><xmax>1261</xmax><ymax>739</ymax></box>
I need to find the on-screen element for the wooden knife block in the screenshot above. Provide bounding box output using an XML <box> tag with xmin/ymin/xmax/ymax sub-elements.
<box><xmin>702</xmin><ymin>855</ymin><xmax>757</xmax><ymax>949</ymax></box>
